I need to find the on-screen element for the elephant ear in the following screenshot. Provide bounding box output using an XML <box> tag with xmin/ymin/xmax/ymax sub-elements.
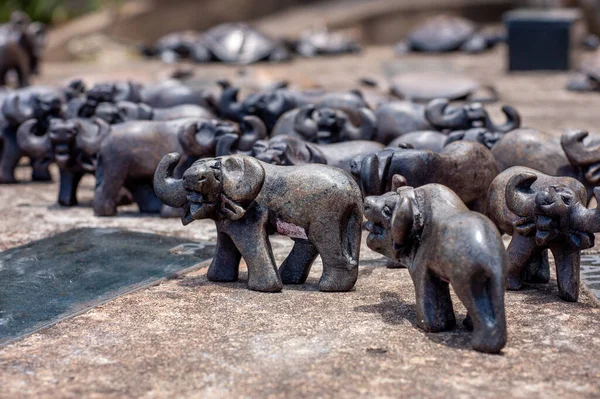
<box><xmin>220</xmin><ymin>156</ymin><xmax>265</xmax><ymax>220</ymax></box>
<box><xmin>390</xmin><ymin>196</ymin><xmax>414</xmax><ymax>247</ymax></box>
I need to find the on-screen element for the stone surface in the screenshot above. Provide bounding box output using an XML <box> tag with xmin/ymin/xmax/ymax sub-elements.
<box><xmin>1</xmin><ymin>46</ymin><xmax>600</xmax><ymax>397</ymax></box>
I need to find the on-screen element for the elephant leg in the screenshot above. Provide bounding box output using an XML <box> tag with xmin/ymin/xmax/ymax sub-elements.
<box><xmin>524</xmin><ymin>249</ymin><xmax>550</xmax><ymax>284</ymax></box>
<box><xmin>30</xmin><ymin>157</ymin><xmax>52</xmax><ymax>182</ymax></box>
<box><xmin>506</xmin><ymin>234</ymin><xmax>539</xmax><ymax>290</ymax></box>
<box><xmin>279</xmin><ymin>238</ymin><xmax>319</xmax><ymax>284</ymax></box>
<box><xmin>57</xmin><ymin>169</ymin><xmax>83</xmax><ymax>206</ymax></box>
<box><xmin>452</xmin><ymin>272</ymin><xmax>507</xmax><ymax>354</ymax></box>
<box><xmin>128</xmin><ymin>181</ymin><xmax>163</xmax><ymax>213</ymax></box>
<box><xmin>0</xmin><ymin>133</ymin><xmax>21</xmax><ymax>183</ymax></box>
<box><xmin>229</xmin><ymin>226</ymin><xmax>282</xmax><ymax>292</ymax></box>
<box><xmin>207</xmin><ymin>232</ymin><xmax>242</xmax><ymax>282</ymax></box>
<box><xmin>412</xmin><ymin>266</ymin><xmax>455</xmax><ymax>332</ymax></box>
<box><xmin>551</xmin><ymin>246</ymin><xmax>580</xmax><ymax>302</ymax></box>
<box><xmin>93</xmin><ymin>156</ymin><xmax>127</xmax><ymax>216</ymax></box>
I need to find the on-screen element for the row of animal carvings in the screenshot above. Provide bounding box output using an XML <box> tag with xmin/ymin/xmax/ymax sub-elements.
<box><xmin>2</xmin><ymin>78</ymin><xmax>599</xmax><ymax>355</ymax></box>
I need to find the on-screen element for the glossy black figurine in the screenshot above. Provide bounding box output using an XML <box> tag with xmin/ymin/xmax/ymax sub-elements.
<box><xmin>0</xmin><ymin>11</ymin><xmax>45</xmax><ymax>87</ymax></box>
<box><xmin>252</xmin><ymin>135</ymin><xmax>383</xmax><ymax>173</ymax></box>
<box><xmin>154</xmin><ymin>153</ymin><xmax>363</xmax><ymax>292</ymax></box>
<box><xmin>487</xmin><ymin>166</ymin><xmax>600</xmax><ymax>302</ymax></box>
<box><xmin>373</xmin><ymin>101</ymin><xmax>432</xmax><ymax>144</ymax></box>
<box><xmin>351</xmin><ymin>141</ymin><xmax>498</xmax><ymax>212</ymax></box>
<box><xmin>364</xmin><ymin>178</ymin><xmax>507</xmax><ymax>353</ymax></box>
<box><xmin>94</xmin><ymin>101</ymin><xmax>215</xmax><ymax>124</ymax></box>
<box><xmin>271</xmin><ymin>105</ymin><xmax>377</xmax><ymax>143</ymax></box>
<box><xmin>293</xmin><ymin>28</ymin><xmax>360</xmax><ymax>57</ymax></box>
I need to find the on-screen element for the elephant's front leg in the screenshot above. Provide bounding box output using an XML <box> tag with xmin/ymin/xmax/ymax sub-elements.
<box><xmin>207</xmin><ymin>232</ymin><xmax>242</xmax><ymax>282</ymax></box>
<box><xmin>551</xmin><ymin>245</ymin><xmax>580</xmax><ymax>302</ymax></box>
<box><xmin>57</xmin><ymin>169</ymin><xmax>83</xmax><ymax>206</ymax></box>
<box><xmin>524</xmin><ymin>249</ymin><xmax>550</xmax><ymax>284</ymax></box>
<box><xmin>0</xmin><ymin>133</ymin><xmax>22</xmax><ymax>183</ymax></box>
<box><xmin>506</xmin><ymin>234</ymin><xmax>540</xmax><ymax>290</ymax></box>
<box><xmin>412</xmin><ymin>265</ymin><xmax>455</xmax><ymax>332</ymax></box>
<box><xmin>279</xmin><ymin>238</ymin><xmax>319</xmax><ymax>284</ymax></box>
<box><xmin>229</xmin><ymin>224</ymin><xmax>282</xmax><ymax>292</ymax></box>
<box><xmin>30</xmin><ymin>157</ymin><xmax>52</xmax><ymax>182</ymax></box>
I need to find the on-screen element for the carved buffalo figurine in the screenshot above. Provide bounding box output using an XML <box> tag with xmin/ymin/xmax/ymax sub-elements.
<box><xmin>94</xmin><ymin>101</ymin><xmax>215</xmax><ymax>124</ymax></box>
<box><xmin>351</xmin><ymin>141</ymin><xmax>498</xmax><ymax>212</ymax></box>
<box><xmin>0</xmin><ymin>12</ymin><xmax>45</xmax><ymax>87</ymax></box>
<box><xmin>373</xmin><ymin>101</ymin><xmax>432</xmax><ymax>144</ymax></box>
<box><xmin>218</xmin><ymin>82</ymin><xmax>367</xmax><ymax>132</ymax></box>
<box><xmin>154</xmin><ymin>153</ymin><xmax>363</xmax><ymax>292</ymax></box>
<box><xmin>364</xmin><ymin>180</ymin><xmax>507</xmax><ymax>353</ymax></box>
<box><xmin>271</xmin><ymin>104</ymin><xmax>377</xmax><ymax>143</ymax></box>
<box><xmin>251</xmin><ymin>135</ymin><xmax>384</xmax><ymax>174</ymax></box>
<box><xmin>487</xmin><ymin>166</ymin><xmax>600</xmax><ymax>302</ymax></box>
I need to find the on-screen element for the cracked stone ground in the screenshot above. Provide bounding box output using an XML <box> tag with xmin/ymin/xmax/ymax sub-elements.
<box><xmin>1</xmin><ymin>47</ymin><xmax>600</xmax><ymax>398</ymax></box>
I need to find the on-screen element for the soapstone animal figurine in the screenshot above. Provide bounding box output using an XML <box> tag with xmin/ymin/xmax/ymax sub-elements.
<box><xmin>561</xmin><ymin>130</ymin><xmax>600</xmax><ymax>190</ymax></box>
<box><xmin>373</xmin><ymin>101</ymin><xmax>432</xmax><ymax>144</ymax></box>
<box><xmin>351</xmin><ymin>141</ymin><xmax>498</xmax><ymax>212</ymax></box>
<box><xmin>252</xmin><ymin>135</ymin><xmax>384</xmax><ymax>173</ymax></box>
<box><xmin>487</xmin><ymin>166</ymin><xmax>600</xmax><ymax>302</ymax></box>
<box><xmin>395</xmin><ymin>15</ymin><xmax>504</xmax><ymax>54</ymax></box>
<box><xmin>154</xmin><ymin>153</ymin><xmax>363</xmax><ymax>292</ymax></box>
<box><xmin>141</xmin><ymin>31</ymin><xmax>210</xmax><ymax>63</ymax></box>
<box><xmin>93</xmin><ymin>101</ymin><xmax>215</xmax><ymax>124</ymax></box>
<box><xmin>388</xmin><ymin>131</ymin><xmax>449</xmax><ymax>152</ymax></box>
<box><xmin>219</xmin><ymin>81</ymin><xmax>367</xmax><ymax>132</ymax></box>
<box><xmin>293</xmin><ymin>28</ymin><xmax>360</xmax><ymax>57</ymax></box>
<box><xmin>271</xmin><ymin>105</ymin><xmax>377</xmax><ymax>143</ymax></box>
<box><xmin>18</xmin><ymin>118</ymin><xmax>110</xmax><ymax>205</ymax></box>
<box><xmin>0</xmin><ymin>89</ymin><xmax>64</xmax><ymax>183</ymax></box>
<box><xmin>0</xmin><ymin>11</ymin><xmax>46</xmax><ymax>87</ymax></box>
<box><xmin>364</xmin><ymin>179</ymin><xmax>507</xmax><ymax>353</ymax></box>
<box><xmin>425</xmin><ymin>99</ymin><xmax>520</xmax><ymax>134</ymax></box>
<box><xmin>566</xmin><ymin>57</ymin><xmax>600</xmax><ymax>92</ymax></box>
<box><xmin>491</xmin><ymin>129</ymin><xmax>599</xmax><ymax>202</ymax></box>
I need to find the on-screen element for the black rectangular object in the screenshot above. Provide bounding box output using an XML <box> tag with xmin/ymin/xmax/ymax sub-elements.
<box><xmin>505</xmin><ymin>9</ymin><xmax>580</xmax><ymax>71</ymax></box>
<box><xmin>0</xmin><ymin>228</ymin><xmax>215</xmax><ymax>346</ymax></box>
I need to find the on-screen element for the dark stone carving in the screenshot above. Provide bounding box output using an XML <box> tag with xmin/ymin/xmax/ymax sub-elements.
<box><xmin>94</xmin><ymin>101</ymin><xmax>215</xmax><ymax>124</ymax></box>
<box><xmin>425</xmin><ymin>99</ymin><xmax>520</xmax><ymax>133</ymax></box>
<box><xmin>293</xmin><ymin>28</ymin><xmax>360</xmax><ymax>57</ymax></box>
<box><xmin>388</xmin><ymin>131</ymin><xmax>448</xmax><ymax>152</ymax></box>
<box><xmin>141</xmin><ymin>31</ymin><xmax>210</xmax><ymax>63</ymax></box>
<box><xmin>252</xmin><ymin>135</ymin><xmax>384</xmax><ymax>173</ymax></box>
<box><xmin>0</xmin><ymin>88</ymin><xmax>64</xmax><ymax>183</ymax></box>
<box><xmin>351</xmin><ymin>141</ymin><xmax>498</xmax><ymax>211</ymax></box>
<box><xmin>219</xmin><ymin>81</ymin><xmax>367</xmax><ymax>132</ymax></box>
<box><xmin>487</xmin><ymin>166</ymin><xmax>600</xmax><ymax>302</ymax></box>
<box><xmin>373</xmin><ymin>101</ymin><xmax>432</xmax><ymax>144</ymax></box>
<box><xmin>396</xmin><ymin>15</ymin><xmax>504</xmax><ymax>54</ymax></box>
<box><xmin>0</xmin><ymin>11</ymin><xmax>46</xmax><ymax>87</ymax></box>
<box><xmin>364</xmin><ymin>180</ymin><xmax>507</xmax><ymax>353</ymax></box>
<box><xmin>271</xmin><ymin>105</ymin><xmax>377</xmax><ymax>143</ymax></box>
<box><xmin>154</xmin><ymin>153</ymin><xmax>363</xmax><ymax>292</ymax></box>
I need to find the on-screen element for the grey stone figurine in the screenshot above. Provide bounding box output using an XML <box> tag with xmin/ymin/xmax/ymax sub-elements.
<box><xmin>154</xmin><ymin>153</ymin><xmax>363</xmax><ymax>292</ymax></box>
<box><xmin>487</xmin><ymin>166</ymin><xmax>600</xmax><ymax>302</ymax></box>
<box><xmin>364</xmin><ymin>177</ymin><xmax>507</xmax><ymax>353</ymax></box>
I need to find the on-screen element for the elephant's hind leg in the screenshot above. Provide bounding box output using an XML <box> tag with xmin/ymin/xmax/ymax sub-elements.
<box><xmin>551</xmin><ymin>246</ymin><xmax>580</xmax><ymax>302</ymax></box>
<box><xmin>279</xmin><ymin>238</ymin><xmax>319</xmax><ymax>284</ymax></box>
<box><xmin>128</xmin><ymin>181</ymin><xmax>163</xmax><ymax>213</ymax></box>
<box><xmin>524</xmin><ymin>249</ymin><xmax>550</xmax><ymax>284</ymax></box>
<box><xmin>207</xmin><ymin>232</ymin><xmax>242</xmax><ymax>282</ymax></box>
<box><xmin>413</xmin><ymin>266</ymin><xmax>455</xmax><ymax>332</ymax></box>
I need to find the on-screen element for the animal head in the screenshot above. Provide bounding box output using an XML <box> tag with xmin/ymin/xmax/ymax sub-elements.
<box><xmin>444</xmin><ymin>127</ymin><xmax>503</xmax><ymax>149</ymax></box>
<box><xmin>561</xmin><ymin>130</ymin><xmax>600</xmax><ymax>184</ymax></box>
<box><xmin>363</xmin><ymin>176</ymin><xmax>422</xmax><ymax>260</ymax></box>
<box><xmin>154</xmin><ymin>153</ymin><xmax>266</xmax><ymax>224</ymax></box>
<box><xmin>17</xmin><ymin>118</ymin><xmax>110</xmax><ymax>170</ymax></box>
<box><xmin>505</xmin><ymin>172</ymin><xmax>598</xmax><ymax>250</ymax></box>
<box><xmin>94</xmin><ymin>101</ymin><xmax>153</xmax><ymax>124</ymax></box>
<box><xmin>292</xmin><ymin>105</ymin><xmax>376</xmax><ymax>143</ymax></box>
<box><xmin>252</xmin><ymin>135</ymin><xmax>326</xmax><ymax>166</ymax></box>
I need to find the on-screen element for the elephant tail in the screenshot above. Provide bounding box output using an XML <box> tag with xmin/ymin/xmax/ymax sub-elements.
<box><xmin>342</xmin><ymin>204</ymin><xmax>362</xmax><ymax>267</ymax></box>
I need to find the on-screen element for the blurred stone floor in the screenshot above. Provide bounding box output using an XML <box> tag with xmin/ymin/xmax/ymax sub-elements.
<box><xmin>1</xmin><ymin>47</ymin><xmax>600</xmax><ymax>398</ymax></box>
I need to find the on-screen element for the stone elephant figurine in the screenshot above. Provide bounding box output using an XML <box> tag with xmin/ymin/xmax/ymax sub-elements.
<box><xmin>363</xmin><ymin>179</ymin><xmax>507</xmax><ymax>353</ymax></box>
<box><xmin>17</xmin><ymin>117</ymin><xmax>109</xmax><ymax>206</ymax></box>
<box><xmin>351</xmin><ymin>141</ymin><xmax>498</xmax><ymax>212</ymax></box>
<box><xmin>0</xmin><ymin>89</ymin><xmax>63</xmax><ymax>183</ymax></box>
<box><xmin>388</xmin><ymin>131</ymin><xmax>449</xmax><ymax>152</ymax></box>
<box><xmin>0</xmin><ymin>12</ymin><xmax>46</xmax><ymax>87</ymax></box>
<box><xmin>270</xmin><ymin>105</ymin><xmax>377</xmax><ymax>143</ymax></box>
<box><xmin>93</xmin><ymin>101</ymin><xmax>215</xmax><ymax>124</ymax></box>
<box><xmin>251</xmin><ymin>135</ymin><xmax>383</xmax><ymax>174</ymax></box>
<box><xmin>487</xmin><ymin>166</ymin><xmax>600</xmax><ymax>302</ymax></box>
<box><xmin>373</xmin><ymin>101</ymin><xmax>432</xmax><ymax>144</ymax></box>
<box><xmin>154</xmin><ymin>153</ymin><xmax>363</xmax><ymax>292</ymax></box>
<box><xmin>218</xmin><ymin>81</ymin><xmax>367</xmax><ymax>132</ymax></box>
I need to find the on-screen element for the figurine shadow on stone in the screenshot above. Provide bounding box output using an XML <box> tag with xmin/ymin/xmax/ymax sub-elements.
<box><xmin>363</xmin><ymin>175</ymin><xmax>507</xmax><ymax>353</ymax></box>
<box><xmin>154</xmin><ymin>152</ymin><xmax>363</xmax><ymax>292</ymax></box>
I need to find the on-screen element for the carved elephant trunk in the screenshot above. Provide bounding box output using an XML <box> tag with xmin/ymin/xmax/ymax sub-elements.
<box><xmin>153</xmin><ymin>153</ymin><xmax>188</xmax><ymax>210</ymax></box>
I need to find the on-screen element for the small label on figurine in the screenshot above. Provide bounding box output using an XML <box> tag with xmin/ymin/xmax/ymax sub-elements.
<box><xmin>276</xmin><ymin>219</ymin><xmax>308</xmax><ymax>240</ymax></box>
